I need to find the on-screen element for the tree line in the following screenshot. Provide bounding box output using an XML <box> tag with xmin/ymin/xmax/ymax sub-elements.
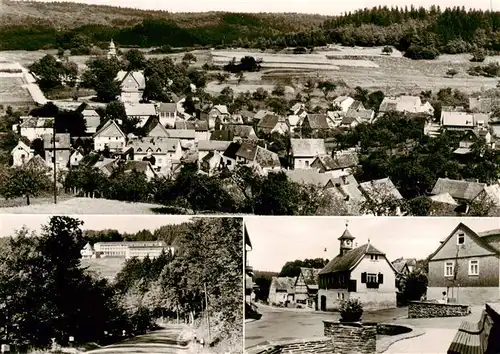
<box><xmin>3</xmin><ymin>6</ymin><xmax>500</xmax><ymax>58</ymax></box>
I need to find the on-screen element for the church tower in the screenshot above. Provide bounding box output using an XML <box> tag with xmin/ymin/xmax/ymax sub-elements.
<box><xmin>338</xmin><ymin>221</ymin><xmax>355</xmax><ymax>256</ymax></box>
<box><xmin>107</xmin><ymin>39</ymin><xmax>117</xmax><ymax>60</ymax></box>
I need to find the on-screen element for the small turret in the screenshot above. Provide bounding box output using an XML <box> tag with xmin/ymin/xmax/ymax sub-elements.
<box><xmin>338</xmin><ymin>221</ymin><xmax>355</xmax><ymax>256</ymax></box>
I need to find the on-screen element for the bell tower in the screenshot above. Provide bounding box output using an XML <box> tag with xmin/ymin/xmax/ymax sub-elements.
<box><xmin>338</xmin><ymin>221</ymin><xmax>355</xmax><ymax>256</ymax></box>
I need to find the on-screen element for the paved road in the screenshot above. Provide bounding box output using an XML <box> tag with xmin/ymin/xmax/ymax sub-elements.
<box><xmin>245</xmin><ymin>303</ymin><xmax>484</xmax><ymax>352</ymax></box>
<box><xmin>86</xmin><ymin>325</ymin><xmax>192</xmax><ymax>354</ymax></box>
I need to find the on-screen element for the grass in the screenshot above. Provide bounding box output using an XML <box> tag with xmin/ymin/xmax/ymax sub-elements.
<box><xmin>0</xmin><ymin>197</ymin><xmax>162</xmax><ymax>214</ymax></box>
<box><xmin>0</xmin><ymin>192</ymin><xmax>73</xmax><ymax>208</ymax></box>
<box><xmin>82</xmin><ymin>257</ymin><xmax>127</xmax><ymax>281</ymax></box>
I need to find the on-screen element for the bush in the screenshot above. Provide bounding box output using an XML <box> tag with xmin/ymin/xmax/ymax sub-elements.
<box><xmin>339</xmin><ymin>298</ymin><xmax>363</xmax><ymax>314</ymax></box>
<box><xmin>404</xmin><ymin>44</ymin><xmax>439</xmax><ymax>60</ymax></box>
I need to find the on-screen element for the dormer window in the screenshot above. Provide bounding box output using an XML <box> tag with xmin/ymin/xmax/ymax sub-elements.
<box><xmin>370</xmin><ymin>254</ymin><xmax>379</xmax><ymax>261</ymax></box>
<box><xmin>457</xmin><ymin>233</ymin><xmax>465</xmax><ymax>245</ymax></box>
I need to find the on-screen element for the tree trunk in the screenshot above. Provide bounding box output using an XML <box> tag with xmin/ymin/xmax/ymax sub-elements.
<box><xmin>26</xmin><ymin>194</ymin><xmax>30</xmax><ymax>205</ymax></box>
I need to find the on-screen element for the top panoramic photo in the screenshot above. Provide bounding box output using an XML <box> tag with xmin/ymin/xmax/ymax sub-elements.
<box><xmin>0</xmin><ymin>0</ymin><xmax>499</xmax><ymax>216</ymax></box>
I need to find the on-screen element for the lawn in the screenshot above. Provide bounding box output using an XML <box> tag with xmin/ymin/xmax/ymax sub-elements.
<box><xmin>81</xmin><ymin>257</ymin><xmax>127</xmax><ymax>281</ymax></box>
<box><xmin>0</xmin><ymin>197</ymin><xmax>162</xmax><ymax>214</ymax></box>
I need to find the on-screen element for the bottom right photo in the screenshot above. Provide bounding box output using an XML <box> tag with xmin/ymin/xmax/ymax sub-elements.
<box><xmin>244</xmin><ymin>217</ymin><xmax>500</xmax><ymax>354</ymax></box>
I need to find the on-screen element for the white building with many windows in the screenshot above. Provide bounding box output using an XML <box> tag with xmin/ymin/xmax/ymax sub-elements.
<box><xmin>90</xmin><ymin>240</ymin><xmax>172</xmax><ymax>259</ymax></box>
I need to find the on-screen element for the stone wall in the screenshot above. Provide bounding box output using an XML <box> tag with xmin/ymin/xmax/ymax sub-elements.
<box><xmin>408</xmin><ymin>301</ymin><xmax>470</xmax><ymax>318</ymax></box>
<box><xmin>245</xmin><ymin>338</ymin><xmax>333</xmax><ymax>354</ymax></box>
<box><xmin>247</xmin><ymin>320</ymin><xmax>378</xmax><ymax>354</ymax></box>
<box><xmin>324</xmin><ymin>320</ymin><xmax>377</xmax><ymax>353</ymax></box>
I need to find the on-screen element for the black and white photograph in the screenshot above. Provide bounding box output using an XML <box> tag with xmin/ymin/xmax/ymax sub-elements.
<box><xmin>0</xmin><ymin>0</ymin><xmax>499</xmax><ymax>216</ymax></box>
<box><xmin>245</xmin><ymin>217</ymin><xmax>500</xmax><ymax>353</ymax></box>
<box><xmin>0</xmin><ymin>215</ymin><xmax>243</xmax><ymax>353</ymax></box>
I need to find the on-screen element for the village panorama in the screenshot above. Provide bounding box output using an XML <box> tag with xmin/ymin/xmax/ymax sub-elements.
<box><xmin>245</xmin><ymin>217</ymin><xmax>500</xmax><ymax>354</ymax></box>
<box><xmin>0</xmin><ymin>2</ymin><xmax>500</xmax><ymax>215</ymax></box>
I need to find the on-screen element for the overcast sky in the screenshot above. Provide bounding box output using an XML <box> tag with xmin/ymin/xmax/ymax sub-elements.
<box><xmin>0</xmin><ymin>215</ymin><xmax>193</xmax><ymax>237</ymax></box>
<box><xmin>245</xmin><ymin>217</ymin><xmax>500</xmax><ymax>273</ymax></box>
<box><xmin>28</xmin><ymin>0</ymin><xmax>495</xmax><ymax>14</ymax></box>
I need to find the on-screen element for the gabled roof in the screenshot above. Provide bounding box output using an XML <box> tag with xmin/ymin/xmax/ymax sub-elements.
<box><xmin>429</xmin><ymin>192</ymin><xmax>459</xmax><ymax>206</ymax></box>
<box><xmin>11</xmin><ymin>140</ymin><xmax>31</xmax><ymax>155</ymax></box>
<box><xmin>19</xmin><ymin>117</ymin><xmax>54</xmax><ymax>129</ymax></box>
<box><xmin>290</xmin><ymin>139</ymin><xmax>326</xmax><ymax>157</ymax></box>
<box><xmin>333</xmin><ymin>96</ymin><xmax>353</xmax><ymax>104</ymax></box>
<box><xmin>222</xmin><ymin>142</ymin><xmax>242</xmax><ymax>159</ymax></box>
<box><xmin>254</xmin><ymin>146</ymin><xmax>281</xmax><ymax>169</ymax></box>
<box><xmin>124</xmin><ymin>103</ymin><xmax>157</xmax><ymax>117</ymax></box>
<box><xmin>116</xmin><ymin>70</ymin><xmax>146</xmax><ymax>90</ymax></box>
<box><xmin>391</xmin><ymin>258</ymin><xmax>417</xmax><ymax>273</ymax></box>
<box><xmin>285</xmin><ymin>169</ymin><xmax>333</xmax><ymax>188</ymax></box>
<box><xmin>359</xmin><ymin>177</ymin><xmax>403</xmax><ymax>201</ymax></box>
<box><xmin>235</xmin><ymin>141</ymin><xmax>258</xmax><ymax>161</ymax></box>
<box><xmin>254</xmin><ymin>110</ymin><xmax>273</xmax><ymax>120</ymax></box>
<box><xmin>319</xmin><ymin>243</ymin><xmax>386</xmax><ymax>275</ymax></box>
<box><xmin>341</xmin><ymin>116</ymin><xmax>363</xmax><ymax>126</ymax></box>
<box><xmin>143</xmin><ymin>116</ymin><xmax>169</xmax><ymax>137</ymax></box>
<box><xmin>258</xmin><ymin>114</ymin><xmax>280</xmax><ymax>129</ymax></box>
<box><xmin>304</xmin><ymin>114</ymin><xmax>329</xmax><ymax>129</ymax></box>
<box><xmin>313</xmin><ymin>152</ymin><xmax>358</xmax><ymax>170</ymax></box>
<box><xmin>298</xmin><ymin>267</ymin><xmax>321</xmax><ymax>286</ymax></box>
<box><xmin>225</xmin><ymin>124</ymin><xmax>256</xmax><ymax>138</ymax></box>
<box><xmin>93</xmin><ymin>119</ymin><xmax>126</xmax><ymax>139</ymax></box>
<box><xmin>345</xmin><ymin>108</ymin><xmax>374</xmax><ymax>120</ymax></box>
<box><xmin>198</xmin><ymin>140</ymin><xmax>232</xmax><ymax>152</ymax></box>
<box><xmin>127</xmin><ymin>137</ymin><xmax>180</xmax><ymax>153</ymax></box>
<box><xmin>431</xmin><ymin>178</ymin><xmax>486</xmax><ymax>201</ymax></box>
<box><xmin>350</xmin><ymin>101</ymin><xmax>365</xmax><ymax>111</ymax></box>
<box><xmin>165</xmin><ymin>129</ymin><xmax>196</xmax><ymax>139</ymax></box>
<box><xmin>270</xmin><ymin>277</ymin><xmax>295</xmax><ymax>293</ymax></box>
<box><xmin>25</xmin><ymin>154</ymin><xmax>47</xmax><ymax>170</ymax></box>
<box><xmin>211</xmin><ymin>105</ymin><xmax>229</xmax><ymax>115</ymax></box>
<box><xmin>428</xmin><ymin>223</ymin><xmax>500</xmax><ymax>261</ymax></box>
<box><xmin>210</xmin><ymin>130</ymin><xmax>233</xmax><ymax>141</ymax></box>
<box><xmin>158</xmin><ymin>102</ymin><xmax>177</xmax><ymax>113</ymax></box>
<box><xmin>124</xmin><ymin>160</ymin><xmax>155</xmax><ymax>175</ymax></box>
<box><xmin>481</xmin><ymin>184</ymin><xmax>500</xmax><ymax>206</ymax></box>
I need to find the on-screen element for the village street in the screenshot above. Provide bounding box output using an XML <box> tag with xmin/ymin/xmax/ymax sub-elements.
<box><xmin>245</xmin><ymin>303</ymin><xmax>484</xmax><ymax>352</ymax></box>
<box><xmin>85</xmin><ymin>324</ymin><xmax>197</xmax><ymax>354</ymax></box>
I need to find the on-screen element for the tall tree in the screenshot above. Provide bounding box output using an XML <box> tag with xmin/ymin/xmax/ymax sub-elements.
<box><xmin>81</xmin><ymin>57</ymin><xmax>122</xmax><ymax>102</ymax></box>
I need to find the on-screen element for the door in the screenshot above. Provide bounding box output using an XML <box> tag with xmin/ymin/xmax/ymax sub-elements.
<box><xmin>320</xmin><ymin>295</ymin><xmax>326</xmax><ymax>311</ymax></box>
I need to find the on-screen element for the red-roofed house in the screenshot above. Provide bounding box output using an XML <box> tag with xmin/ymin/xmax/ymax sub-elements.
<box><xmin>318</xmin><ymin>226</ymin><xmax>397</xmax><ymax>311</ymax></box>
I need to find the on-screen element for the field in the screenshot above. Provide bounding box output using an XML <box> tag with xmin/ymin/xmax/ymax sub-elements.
<box><xmin>0</xmin><ymin>75</ymin><xmax>33</xmax><ymax>106</ymax></box>
<box><xmin>81</xmin><ymin>257</ymin><xmax>127</xmax><ymax>281</ymax></box>
<box><xmin>1</xmin><ymin>44</ymin><xmax>499</xmax><ymax>105</ymax></box>
<box><xmin>0</xmin><ymin>197</ymin><xmax>162</xmax><ymax>214</ymax></box>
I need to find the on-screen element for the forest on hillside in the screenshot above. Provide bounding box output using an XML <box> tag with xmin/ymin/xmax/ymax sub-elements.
<box><xmin>1</xmin><ymin>3</ymin><xmax>500</xmax><ymax>58</ymax></box>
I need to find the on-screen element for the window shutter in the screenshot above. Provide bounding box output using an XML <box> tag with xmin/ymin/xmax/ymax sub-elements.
<box><xmin>378</xmin><ymin>273</ymin><xmax>384</xmax><ymax>284</ymax></box>
<box><xmin>361</xmin><ymin>272</ymin><xmax>367</xmax><ymax>283</ymax></box>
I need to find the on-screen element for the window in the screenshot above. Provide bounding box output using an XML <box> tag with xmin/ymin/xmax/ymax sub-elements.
<box><xmin>457</xmin><ymin>233</ymin><xmax>465</xmax><ymax>245</ymax></box>
<box><xmin>370</xmin><ymin>254</ymin><xmax>378</xmax><ymax>261</ymax></box>
<box><xmin>337</xmin><ymin>293</ymin><xmax>340</xmax><ymax>299</ymax></box>
<box><xmin>227</xmin><ymin>160</ymin><xmax>232</xmax><ymax>166</ymax></box>
<box><xmin>469</xmin><ymin>260</ymin><xmax>479</xmax><ymax>276</ymax></box>
<box><xmin>341</xmin><ymin>293</ymin><xmax>345</xmax><ymax>300</ymax></box>
<box><xmin>305</xmin><ymin>161</ymin><xmax>310</xmax><ymax>168</ymax></box>
<box><xmin>366</xmin><ymin>273</ymin><xmax>379</xmax><ymax>289</ymax></box>
<box><xmin>445</xmin><ymin>261</ymin><xmax>454</xmax><ymax>277</ymax></box>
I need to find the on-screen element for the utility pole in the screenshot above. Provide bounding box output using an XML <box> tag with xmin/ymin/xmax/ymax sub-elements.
<box><xmin>204</xmin><ymin>282</ymin><xmax>211</xmax><ymax>343</ymax></box>
<box><xmin>53</xmin><ymin>122</ymin><xmax>57</xmax><ymax>204</ymax></box>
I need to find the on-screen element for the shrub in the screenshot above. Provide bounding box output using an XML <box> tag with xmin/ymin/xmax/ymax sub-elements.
<box><xmin>339</xmin><ymin>298</ymin><xmax>363</xmax><ymax>314</ymax></box>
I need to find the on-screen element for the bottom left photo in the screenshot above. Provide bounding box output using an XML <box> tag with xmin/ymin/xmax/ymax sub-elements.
<box><xmin>0</xmin><ymin>215</ymin><xmax>243</xmax><ymax>354</ymax></box>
